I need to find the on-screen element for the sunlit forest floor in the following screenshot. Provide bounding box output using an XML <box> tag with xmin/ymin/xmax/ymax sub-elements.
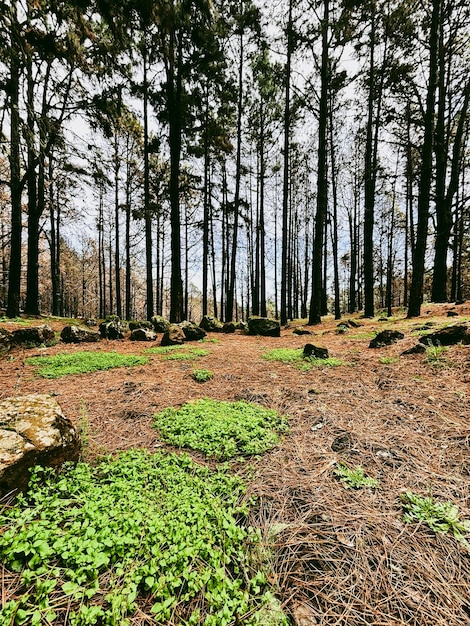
<box><xmin>1</xmin><ymin>303</ymin><xmax>470</xmax><ymax>625</ymax></box>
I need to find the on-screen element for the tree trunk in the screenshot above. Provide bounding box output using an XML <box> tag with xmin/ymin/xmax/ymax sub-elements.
<box><xmin>281</xmin><ymin>0</ymin><xmax>293</xmax><ymax>325</ymax></box>
<box><xmin>225</xmin><ymin>30</ymin><xmax>244</xmax><ymax>322</ymax></box>
<box><xmin>408</xmin><ymin>0</ymin><xmax>441</xmax><ymax>317</ymax></box>
<box><xmin>309</xmin><ymin>0</ymin><xmax>329</xmax><ymax>325</ymax></box>
<box><xmin>431</xmin><ymin>79</ymin><xmax>470</xmax><ymax>302</ymax></box>
<box><xmin>143</xmin><ymin>44</ymin><xmax>154</xmax><ymax>320</ymax></box>
<box><xmin>168</xmin><ymin>31</ymin><xmax>184</xmax><ymax>323</ymax></box>
<box><xmin>7</xmin><ymin>4</ymin><xmax>23</xmax><ymax>319</ymax></box>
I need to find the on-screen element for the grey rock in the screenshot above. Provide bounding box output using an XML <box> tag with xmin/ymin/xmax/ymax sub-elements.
<box><xmin>99</xmin><ymin>317</ymin><xmax>125</xmax><ymax>340</ymax></box>
<box><xmin>180</xmin><ymin>321</ymin><xmax>206</xmax><ymax>341</ymax></box>
<box><xmin>128</xmin><ymin>320</ymin><xmax>153</xmax><ymax>331</ymax></box>
<box><xmin>10</xmin><ymin>324</ymin><xmax>56</xmax><ymax>348</ymax></box>
<box><xmin>0</xmin><ymin>394</ymin><xmax>80</xmax><ymax>495</ymax></box>
<box><xmin>161</xmin><ymin>324</ymin><xmax>185</xmax><ymax>346</ymax></box>
<box><xmin>247</xmin><ymin>316</ymin><xmax>281</xmax><ymax>337</ymax></box>
<box><xmin>199</xmin><ymin>315</ymin><xmax>224</xmax><ymax>332</ymax></box>
<box><xmin>369</xmin><ymin>330</ymin><xmax>404</xmax><ymax>348</ymax></box>
<box><xmin>130</xmin><ymin>328</ymin><xmax>157</xmax><ymax>341</ymax></box>
<box><xmin>401</xmin><ymin>343</ymin><xmax>426</xmax><ymax>355</ymax></box>
<box><xmin>419</xmin><ymin>324</ymin><xmax>470</xmax><ymax>346</ymax></box>
<box><xmin>303</xmin><ymin>343</ymin><xmax>329</xmax><ymax>359</ymax></box>
<box><xmin>151</xmin><ymin>315</ymin><xmax>170</xmax><ymax>333</ymax></box>
<box><xmin>61</xmin><ymin>325</ymin><xmax>101</xmax><ymax>344</ymax></box>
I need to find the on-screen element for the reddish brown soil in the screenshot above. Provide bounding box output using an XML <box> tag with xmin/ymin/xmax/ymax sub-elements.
<box><xmin>1</xmin><ymin>303</ymin><xmax>469</xmax><ymax>625</ymax></box>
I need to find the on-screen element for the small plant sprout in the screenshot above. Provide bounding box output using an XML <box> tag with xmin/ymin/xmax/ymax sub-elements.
<box><xmin>191</xmin><ymin>368</ymin><xmax>214</xmax><ymax>382</ymax></box>
<box><xmin>333</xmin><ymin>463</ymin><xmax>380</xmax><ymax>490</ymax></box>
<box><xmin>400</xmin><ymin>491</ymin><xmax>470</xmax><ymax>551</ymax></box>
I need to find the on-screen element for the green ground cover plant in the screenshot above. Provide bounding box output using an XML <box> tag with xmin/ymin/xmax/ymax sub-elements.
<box><xmin>261</xmin><ymin>348</ymin><xmax>344</xmax><ymax>370</ymax></box>
<box><xmin>333</xmin><ymin>463</ymin><xmax>380</xmax><ymax>489</ymax></box>
<box><xmin>0</xmin><ymin>450</ymin><xmax>287</xmax><ymax>626</ymax></box>
<box><xmin>144</xmin><ymin>344</ymin><xmax>186</xmax><ymax>355</ymax></box>
<box><xmin>153</xmin><ymin>399</ymin><xmax>289</xmax><ymax>460</ymax></box>
<box><xmin>166</xmin><ymin>348</ymin><xmax>210</xmax><ymax>361</ymax></box>
<box><xmin>379</xmin><ymin>356</ymin><xmax>399</xmax><ymax>364</ymax></box>
<box><xmin>25</xmin><ymin>351</ymin><xmax>148</xmax><ymax>378</ymax></box>
<box><xmin>0</xmin><ymin>316</ymin><xmax>30</xmax><ymax>325</ymax></box>
<box><xmin>191</xmin><ymin>369</ymin><xmax>214</xmax><ymax>382</ymax></box>
<box><xmin>400</xmin><ymin>491</ymin><xmax>470</xmax><ymax>551</ymax></box>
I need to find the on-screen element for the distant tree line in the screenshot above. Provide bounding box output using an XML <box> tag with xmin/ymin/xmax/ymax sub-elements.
<box><xmin>0</xmin><ymin>0</ymin><xmax>469</xmax><ymax>323</ymax></box>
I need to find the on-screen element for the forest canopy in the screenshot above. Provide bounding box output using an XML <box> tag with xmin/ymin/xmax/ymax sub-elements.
<box><xmin>0</xmin><ymin>0</ymin><xmax>469</xmax><ymax>323</ymax></box>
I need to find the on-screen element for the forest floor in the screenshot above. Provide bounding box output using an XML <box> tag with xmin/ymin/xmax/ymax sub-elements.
<box><xmin>1</xmin><ymin>303</ymin><xmax>470</xmax><ymax>625</ymax></box>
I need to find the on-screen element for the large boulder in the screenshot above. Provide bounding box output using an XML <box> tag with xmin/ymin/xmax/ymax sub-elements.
<box><xmin>161</xmin><ymin>324</ymin><xmax>185</xmax><ymax>346</ymax></box>
<box><xmin>199</xmin><ymin>315</ymin><xmax>224</xmax><ymax>332</ymax></box>
<box><xmin>247</xmin><ymin>316</ymin><xmax>281</xmax><ymax>337</ymax></box>
<box><xmin>61</xmin><ymin>325</ymin><xmax>101</xmax><ymax>344</ymax></box>
<box><xmin>180</xmin><ymin>321</ymin><xmax>207</xmax><ymax>342</ymax></box>
<box><xmin>223</xmin><ymin>321</ymin><xmax>236</xmax><ymax>334</ymax></box>
<box><xmin>130</xmin><ymin>328</ymin><xmax>157</xmax><ymax>342</ymax></box>
<box><xmin>0</xmin><ymin>328</ymin><xmax>12</xmax><ymax>357</ymax></box>
<box><xmin>99</xmin><ymin>317</ymin><xmax>125</xmax><ymax>340</ymax></box>
<box><xmin>151</xmin><ymin>315</ymin><xmax>170</xmax><ymax>333</ymax></box>
<box><xmin>419</xmin><ymin>324</ymin><xmax>470</xmax><ymax>346</ymax></box>
<box><xmin>369</xmin><ymin>330</ymin><xmax>404</xmax><ymax>348</ymax></box>
<box><xmin>10</xmin><ymin>324</ymin><xmax>56</xmax><ymax>348</ymax></box>
<box><xmin>0</xmin><ymin>394</ymin><xmax>80</xmax><ymax>495</ymax></box>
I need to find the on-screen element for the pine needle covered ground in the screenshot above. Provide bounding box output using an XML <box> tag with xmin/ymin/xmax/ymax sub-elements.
<box><xmin>1</xmin><ymin>303</ymin><xmax>469</xmax><ymax>625</ymax></box>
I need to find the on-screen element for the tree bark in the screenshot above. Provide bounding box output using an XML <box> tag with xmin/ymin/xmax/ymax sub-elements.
<box><xmin>408</xmin><ymin>0</ymin><xmax>441</xmax><ymax>317</ymax></box>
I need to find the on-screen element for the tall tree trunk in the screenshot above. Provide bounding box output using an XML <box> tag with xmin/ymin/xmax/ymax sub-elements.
<box><xmin>202</xmin><ymin>86</ymin><xmax>210</xmax><ymax>317</ymax></box>
<box><xmin>363</xmin><ymin>2</ymin><xmax>376</xmax><ymax>318</ymax></box>
<box><xmin>281</xmin><ymin>0</ymin><xmax>293</xmax><ymax>325</ymax></box>
<box><xmin>143</xmin><ymin>43</ymin><xmax>154</xmax><ymax>320</ymax></box>
<box><xmin>125</xmin><ymin>155</ymin><xmax>132</xmax><ymax>321</ymax></box>
<box><xmin>259</xmin><ymin>117</ymin><xmax>267</xmax><ymax>317</ymax></box>
<box><xmin>113</xmin><ymin>132</ymin><xmax>122</xmax><ymax>318</ymax></box>
<box><xmin>7</xmin><ymin>3</ymin><xmax>23</xmax><ymax>318</ymax></box>
<box><xmin>329</xmin><ymin>104</ymin><xmax>340</xmax><ymax>320</ymax></box>
<box><xmin>225</xmin><ymin>30</ymin><xmax>244</xmax><ymax>322</ymax></box>
<box><xmin>168</xmin><ymin>32</ymin><xmax>184</xmax><ymax>323</ymax></box>
<box><xmin>309</xmin><ymin>0</ymin><xmax>329</xmax><ymax>325</ymax></box>
<box><xmin>431</xmin><ymin>79</ymin><xmax>470</xmax><ymax>302</ymax></box>
<box><xmin>24</xmin><ymin>48</ymin><xmax>39</xmax><ymax>316</ymax></box>
<box><xmin>408</xmin><ymin>0</ymin><xmax>441</xmax><ymax>317</ymax></box>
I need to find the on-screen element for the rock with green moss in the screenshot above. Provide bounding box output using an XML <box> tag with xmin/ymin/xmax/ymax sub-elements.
<box><xmin>10</xmin><ymin>324</ymin><xmax>56</xmax><ymax>348</ymax></box>
<box><xmin>151</xmin><ymin>315</ymin><xmax>170</xmax><ymax>333</ymax></box>
<box><xmin>128</xmin><ymin>320</ymin><xmax>153</xmax><ymax>331</ymax></box>
<box><xmin>247</xmin><ymin>316</ymin><xmax>281</xmax><ymax>337</ymax></box>
<box><xmin>199</xmin><ymin>315</ymin><xmax>224</xmax><ymax>332</ymax></box>
<box><xmin>99</xmin><ymin>317</ymin><xmax>125</xmax><ymax>340</ymax></box>
<box><xmin>61</xmin><ymin>325</ymin><xmax>101</xmax><ymax>343</ymax></box>
<box><xmin>180</xmin><ymin>321</ymin><xmax>206</xmax><ymax>341</ymax></box>
<box><xmin>161</xmin><ymin>324</ymin><xmax>185</xmax><ymax>346</ymax></box>
<box><xmin>130</xmin><ymin>328</ymin><xmax>157</xmax><ymax>341</ymax></box>
<box><xmin>0</xmin><ymin>394</ymin><xmax>80</xmax><ymax>495</ymax></box>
